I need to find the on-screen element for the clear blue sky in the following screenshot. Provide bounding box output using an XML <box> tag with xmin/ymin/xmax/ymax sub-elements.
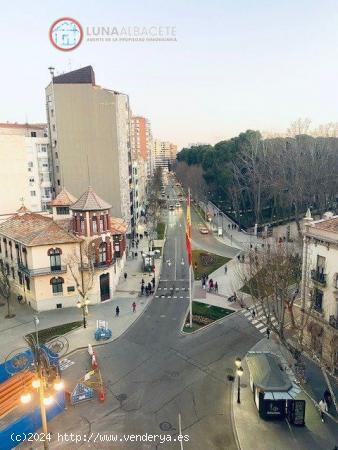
<box><xmin>1</xmin><ymin>0</ymin><xmax>338</xmax><ymax>148</ymax></box>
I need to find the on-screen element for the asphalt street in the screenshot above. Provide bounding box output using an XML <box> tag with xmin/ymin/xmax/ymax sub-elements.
<box><xmin>34</xmin><ymin>181</ymin><xmax>261</xmax><ymax>450</ymax></box>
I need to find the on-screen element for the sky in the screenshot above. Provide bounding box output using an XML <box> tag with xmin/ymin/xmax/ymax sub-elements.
<box><xmin>1</xmin><ymin>0</ymin><xmax>338</xmax><ymax>149</ymax></box>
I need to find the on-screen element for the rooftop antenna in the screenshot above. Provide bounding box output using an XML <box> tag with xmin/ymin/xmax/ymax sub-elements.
<box><xmin>48</xmin><ymin>66</ymin><xmax>55</xmax><ymax>79</ymax></box>
<box><xmin>86</xmin><ymin>154</ymin><xmax>91</xmax><ymax>186</ymax></box>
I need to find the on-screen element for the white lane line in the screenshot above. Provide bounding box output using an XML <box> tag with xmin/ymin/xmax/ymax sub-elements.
<box><xmin>155</xmin><ymin>295</ymin><xmax>159</xmax><ymax>298</ymax></box>
<box><xmin>164</xmin><ymin>287</ymin><xmax>167</xmax><ymax>290</ymax></box>
<box><xmin>176</xmin><ymin>287</ymin><xmax>180</xmax><ymax>291</ymax></box>
<box><xmin>173</xmin><ymin>296</ymin><xmax>177</xmax><ymax>298</ymax></box>
<box><xmin>180</xmin><ymin>296</ymin><xmax>183</xmax><ymax>298</ymax></box>
<box><xmin>158</xmin><ymin>287</ymin><xmax>162</xmax><ymax>290</ymax></box>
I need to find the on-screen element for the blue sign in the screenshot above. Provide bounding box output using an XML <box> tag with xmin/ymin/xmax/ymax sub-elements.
<box><xmin>71</xmin><ymin>383</ymin><xmax>94</xmax><ymax>405</ymax></box>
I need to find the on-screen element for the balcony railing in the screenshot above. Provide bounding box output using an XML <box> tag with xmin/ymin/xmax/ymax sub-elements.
<box><xmin>329</xmin><ymin>315</ymin><xmax>338</xmax><ymax>329</ymax></box>
<box><xmin>311</xmin><ymin>269</ymin><xmax>327</xmax><ymax>286</ymax></box>
<box><xmin>79</xmin><ymin>259</ymin><xmax>116</xmax><ymax>271</ymax></box>
<box><xmin>18</xmin><ymin>263</ymin><xmax>67</xmax><ymax>277</ymax></box>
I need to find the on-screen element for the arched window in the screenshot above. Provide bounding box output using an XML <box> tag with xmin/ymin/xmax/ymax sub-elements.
<box><xmin>48</xmin><ymin>248</ymin><xmax>62</xmax><ymax>271</ymax></box>
<box><xmin>99</xmin><ymin>242</ymin><xmax>107</xmax><ymax>264</ymax></box>
<box><xmin>50</xmin><ymin>277</ymin><xmax>64</xmax><ymax>294</ymax></box>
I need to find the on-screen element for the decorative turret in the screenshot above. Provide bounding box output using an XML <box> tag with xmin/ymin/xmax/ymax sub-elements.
<box><xmin>70</xmin><ymin>186</ymin><xmax>112</xmax><ymax>237</ymax></box>
<box><xmin>49</xmin><ymin>189</ymin><xmax>77</xmax><ymax>221</ymax></box>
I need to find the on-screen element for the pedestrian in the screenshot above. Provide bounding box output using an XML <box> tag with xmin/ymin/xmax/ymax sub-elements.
<box><xmin>224</xmin><ymin>265</ymin><xmax>227</xmax><ymax>274</ymax></box>
<box><xmin>132</xmin><ymin>301</ymin><xmax>136</xmax><ymax>313</ymax></box>
<box><xmin>252</xmin><ymin>309</ymin><xmax>256</xmax><ymax>319</ymax></box>
<box><xmin>214</xmin><ymin>281</ymin><xmax>218</xmax><ymax>293</ymax></box>
<box><xmin>237</xmin><ymin>254</ymin><xmax>240</xmax><ymax>262</ymax></box>
<box><xmin>151</xmin><ymin>277</ymin><xmax>155</xmax><ymax>288</ymax></box>
<box><xmin>241</xmin><ymin>254</ymin><xmax>245</xmax><ymax>263</ymax></box>
<box><xmin>147</xmin><ymin>282</ymin><xmax>152</xmax><ymax>294</ymax></box>
<box><xmin>228</xmin><ymin>224</ymin><xmax>231</xmax><ymax>230</ymax></box>
<box><xmin>124</xmin><ymin>272</ymin><xmax>127</xmax><ymax>281</ymax></box>
<box><xmin>115</xmin><ymin>306</ymin><xmax>120</xmax><ymax>317</ymax></box>
<box><xmin>141</xmin><ymin>284</ymin><xmax>145</xmax><ymax>295</ymax></box>
<box><xmin>266</xmin><ymin>327</ymin><xmax>270</xmax><ymax>339</ymax></box>
<box><xmin>324</xmin><ymin>389</ymin><xmax>332</xmax><ymax>409</ymax></box>
<box><xmin>319</xmin><ymin>398</ymin><xmax>328</xmax><ymax>422</ymax></box>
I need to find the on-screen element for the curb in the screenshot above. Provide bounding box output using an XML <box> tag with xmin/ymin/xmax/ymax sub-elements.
<box><xmin>179</xmin><ymin>307</ymin><xmax>242</xmax><ymax>336</ymax></box>
<box><xmin>64</xmin><ymin>292</ymin><xmax>154</xmax><ymax>358</ymax></box>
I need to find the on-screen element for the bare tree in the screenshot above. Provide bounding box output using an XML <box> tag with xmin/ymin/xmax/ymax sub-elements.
<box><xmin>287</xmin><ymin>118</ymin><xmax>312</xmax><ymax>137</ymax></box>
<box><xmin>66</xmin><ymin>241</ymin><xmax>96</xmax><ymax>307</ymax></box>
<box><xmin>145</xmin><ymin>167</ymin><xmax>162</xmax><ymax>249</ymax></box>
<box><xmin>0</xmin><ymin>263</ymin><xmax>15</xmax><ymax>318</ymax></box>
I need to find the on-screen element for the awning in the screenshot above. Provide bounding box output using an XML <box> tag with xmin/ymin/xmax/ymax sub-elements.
<box><xmin>264</xmin><ymin>391</ymin><xmax>294</xmax><ymax>400</ymax></box>
<box><xmin>307</xmin><ymin>321</ymin><xmax>323</xmax><ymax>337</ymax></box>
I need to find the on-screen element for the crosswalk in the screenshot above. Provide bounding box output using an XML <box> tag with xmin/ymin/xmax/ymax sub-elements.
<box><xmin>240</xmin><ymin>305</ymin><xmax>278</xmax><ymax>334</ymax></box>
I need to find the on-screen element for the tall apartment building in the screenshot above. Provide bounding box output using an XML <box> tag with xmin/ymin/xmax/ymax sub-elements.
<box><xmin>0</xmin><ymin>123</ymin><xmax>52</xmax><ymax>214</ymax></box>
<box><xmin>300</xmin><ymin>211</ymin><xmax>338</xmax><ymax>373</ymax></box>
<box><xmin>153</xmin><ymin>140</ymin><xmax>177</xmax><ymax>171</ymax></box>
<box><xmin>130</xmin><ymin>116</ymin><xmax>154</xmax><ymax>176</ymax></box>
<box><xmin>130</xmin><ymin>116</ymin><xmax>153</xmax><ymax>220</ymax></box>
<box><xmin>45</xmin><ymin>66</ymin><xmax>133</xmax><ymax>230</ymax></box>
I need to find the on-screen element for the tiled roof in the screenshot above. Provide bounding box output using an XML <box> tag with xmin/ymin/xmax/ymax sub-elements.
<box><xmin>49</xmin><ymin>189</ymin><xmax>77</xmax><ymax>207</ymax></box>
<box><xmin>313</xmin><ymin>216</ymin><xmax>338</xmax><ymax>234</ymax></box>
<box><xmin>110</xmin><ymin>217</ymin><xmax>127</xmax><ymax>235</ymax></box>
<box><xmin>0</xmin><ymin>212</ymin><xmax>81</xmax><ymax>246</ymax></box>
<box><xmin>53</xmin><ymin>66</ymin><xmax>95</xmax><ymax>85</ymax></box>
<box><xmin>71</xmin><ymin>186</ymin><xmax>112</xmax><ymax>211</ymax></box>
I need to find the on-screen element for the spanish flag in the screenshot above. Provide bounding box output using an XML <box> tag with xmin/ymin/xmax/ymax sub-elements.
<box><xmin>185</xmin><ymin>191</ymin><xmax>192</xmax><ymax>266</ymax></box>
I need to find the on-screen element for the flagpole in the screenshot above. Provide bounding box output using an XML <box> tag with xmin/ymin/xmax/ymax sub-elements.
<box><xmin>188</xmin><ymin>188</ymin><xmax>193</xmax><ymax>328</ymax></box>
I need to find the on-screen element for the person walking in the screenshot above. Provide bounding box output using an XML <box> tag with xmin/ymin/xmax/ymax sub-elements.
<box><xmin>124</xmin><ymin>272</ymin><xmax>128</xmax><ymax>281</ymax></box>
<box><xmin>141</xmin><ymin>284</ymin><xmax>145</xmax><ymax>296</ymax></box>
<box><xmin>319</xmin><ymin>398</ymin><xmax>328</xmax><ymax>422</ymax></box>
<box><xmin>324</xmin><ymin>389</ymin><xmax>332</xmax><ymax>409</ymax></box>
<box><xmin>151</xmin><ymin>277</ymin><xmax>155</xmax><ymax>289</ymax></box>
<box><xmin>147</xmin><ymin>282</ymin><xmax>152</xmax><ymax>294</ymax></box>
<box><xmin>132</xmin><ymin>301</ymin><xmax>136</xmax><ymax>313</ymax></box>
<box><xmin>224</xmin><ymin>265</ymin><xmax>227</xmax><ymax>274</ymax></box>
<box><xmin>266</xmin><ymin>327</ymin><xmax>270</xmax><ymax>339</ymax></box>
<box><xmin>214</xmin><ymin>281</ymin><xmax>218</xmax><ymax>293</ymax></box>
<box><xmin>115</xmin><ymin>306</ymin><xmax>120</xmax><ymax>317</ymax></box>
<box><xmin>251</xmin><ymin>309</ymin><xmax>256</xmax><ymax>319</ymax></box>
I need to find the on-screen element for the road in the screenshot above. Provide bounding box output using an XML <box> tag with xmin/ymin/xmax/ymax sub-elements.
<box><xmin>29</xmin><ymin>180</ymin><xmax>261</xmax><ymax>450</ymax></box>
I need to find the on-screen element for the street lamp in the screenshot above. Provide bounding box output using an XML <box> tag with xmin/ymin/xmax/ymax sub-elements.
<box><xmin>18</xmin><ymin>316</ymin><xmax>64</xmax><ymax>450</ymax></box>
<box><xmin>77</xmin><ymin>298</ymin><xmax>90</xmax><ymax>328</ymax></box>
<box><xmin>235</xmin><ymin>357</ymin><xmax>244</xmax><ymax>404</ymax></box>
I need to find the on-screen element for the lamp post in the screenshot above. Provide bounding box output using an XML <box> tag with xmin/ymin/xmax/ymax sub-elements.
<box><xmin>18</xmin><ymin>316</ymin><xmax>64</xmax><ymax>450</ymax></box>
<box><xmin>77</xmin><ymin>298</ymin><xmax>90</xmax><ymax>328</ymax></box>
<box><xmin>235</xmin><ymin>357</ymin><xmax>244</xmax><ymax>404</ymax></box>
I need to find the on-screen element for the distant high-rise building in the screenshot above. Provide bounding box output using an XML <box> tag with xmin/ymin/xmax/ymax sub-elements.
<box><xmin>45</xmin><ymin>66</ymin><xmax>133</xmax><ymax>230</ymax></box>
<box><xmin>0</xmin><ymin>123</ymin><xmax>52</xmax><ymax>214</ymax></box>
<box><xmin>153</xmin><ymin>140</ymin><xmax>177</xmax><ymax>171</ymax></box>
<box><xmin>131</xmin><ymin>116</ymin><xmax>154</xmax><ymax>176</ymax></box>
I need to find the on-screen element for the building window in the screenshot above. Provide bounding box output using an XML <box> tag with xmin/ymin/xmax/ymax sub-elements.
<box><xmin>100</xmin><ymin>216</ymin><xmax>104</xmax><ymax>231</ymax></box>
<box><xmin>9</xmin><ymin>242</ymin><xmax>12</xmax><ymax>260</ymax></box>
<box><xmin>0</xmin><ymin>240</ymin><xmax>2</xmax><ymax>254</ymax></box>
<box><xmin>56</xmin><ymin>207</ymin><xmax>69</xmax><ymax>215</ymax></box>
<box><xmin>5</xmin><ymin>263</ymin><xmax>9</xmax><ymax>275</ymax></box>
<box><xmin>11</xmin><ymin>267</ymin><xmax>15</xmax><ymax>279</ymax></box>
<box><xmin>50</xmin><ymin>277</ymin><xmax>64</xmax><ymax>294</ymax></box>
<box><xmin>25</xmin><ymin>276</ymin><xmax>30</xmax><ymax>291</ymax></box>
<box><xmin>92</xmin><ymin>217</ymin><xmax>97</xmax><ymax>233</ymax></box>
<box><xmin>99</xmin><ymin>242</ymin><xmax>107</xmax><ymax>264</ymax></box>
<box><xmin>48</xmin><ymin>248</ymin><xmax>62</xmax><ymax>271</ymax></box>
<box><xmin>314</xmin><ymin>289</ymin><xmax>323</xmax><ymax>313</ymax></box>
<box><xmin>67</xmin><ymin>286</ymin><xmax>75</xmax><ymax>292</ymax></box>
<box><xmin>18</xmin><ymin>271</ymin><xmax>23</xmax><ymax>285</ymax></box>
<box><xmin>55</xmin><ymin>152</ymin><xmax>58</xmax><ymax>159</ymax></box>
<box><xmin>30</xmin><ymin>191</ymin><xmax>36</xmax><ymax>197</ymax></box>
<box><xmin>57</xmin><ymin>179</ymin><xmax>60</xmax><ymax>186</ymax></box>
<box><xmin>51</xmin><ymin>109</ymin><xmax>54</xmax><ymax>117</ymax></box>
<box><xmin>22</xmin><ymin>248</ymin><xmax>27</xmax><ymax>267</ymax></box>
<box><xmin>29</xmin><ymin>177</ymin><xmax>35</xmax><ymax>184</ymax></box>
<box><xmin>80</xmin><ymin>217</ymin><xmax>85</xmax><ymax>233</ymax></box>
<box><xmin>4</xmin><ymin>239</ymin><xmax>7</xmax><ymax>257</ymax></box>
<box><xmin>31</xmin><ymin>131</ymin><xmax>37</xmax><ymax>137</ymax></box>
<box><xmin>52</xmin><ymin>124</ymin><xmax>56</xmax><ymax>131</ymax></box>
<box><xmin>28</xmin><ymin>161</ymin><xmax>33</xmax><ymax>168</ymax></box>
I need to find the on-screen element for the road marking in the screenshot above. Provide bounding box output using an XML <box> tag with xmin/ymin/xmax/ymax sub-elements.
<box><xmin>173</xmin><ymin>296</ymin><xmax>177</xmax><ymax>298</ymax></box>
<box><xmin>176</xmin><ymin>287</ymin><xmax>180</xmax><ymax>291</ymax></box>
<box><xmin>155</xmin><ymin>295</ymin><xmax>159</xmax><ymax>298</ymax></box>
<box><xmin>180</xmin><ymin>296</ymin><xmax>183</xmax><ymax>298</ymax></box>
<box><xmin>164</xmin><ymin>287</ymin><xmax>167</xmax><ymax>290</ymax></box>
<box><xmin>158</xmin><ymin>287</ymin><xmax>162</xmax><ymax>290</ymax></box>
<box><xmin>185</xmin><ymin>296</ymin><xmax>190</xmax><ymax>299</ymax></box>
<box><xmin>60</xmin><ymin>358</ymin><xmax>75</xmax><ymax>371</ymax></box>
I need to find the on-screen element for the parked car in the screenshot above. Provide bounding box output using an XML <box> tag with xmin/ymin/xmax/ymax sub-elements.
<box><xmin>169</xmin><ymin>205</ymin><xmax>175</xmax><ymax>211</ymax></box>
<box><xmin>199</xmin><ymin>227</ymin><xmax>209</xmax><ymax>234</ymax></box>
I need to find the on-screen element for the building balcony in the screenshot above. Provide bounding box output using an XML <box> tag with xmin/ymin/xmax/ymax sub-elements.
<box><xmin>79</xmin><ymin>259</ymin><xmax>116</xmax><ymax>271</ymax></box>
<box><xmin>329</xmin><ymin>315</ymin><xmax>338</xmax><ymax>330</ymax></box>
<box><xmin>311</xmin><ymin>270</ymin><xmax>327</xmax><ymax>287</ymax></box>
<box><xmin>18</xmin><ymin>263</ymin><xmax>67</xmax><ymax>277</ymax></box>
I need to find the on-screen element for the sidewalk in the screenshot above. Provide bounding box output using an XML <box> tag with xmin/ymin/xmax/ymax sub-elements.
<box><xmin>0</xmin><ymin>238</ymin><xmax>162</xmax><ymax>362</ymax></box>
<box><xmin>233</xmin><ymin>337</ymin><xmax>338</xmax><ymax>450</ymax></box>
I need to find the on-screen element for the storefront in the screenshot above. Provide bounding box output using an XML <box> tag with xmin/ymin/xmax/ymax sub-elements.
<box><xmin>246</xmin><ymin>352</ymin><xmax>305</xmax><ymax>426</ymax></box>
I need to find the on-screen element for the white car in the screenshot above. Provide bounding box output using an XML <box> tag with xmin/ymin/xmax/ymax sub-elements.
<box><xmin>199</xmin><ymin>227</ymin><xmax>209</xmax><ymax>234</ymax></box>
<box><xmin>175</xmin><ymin>202</ymin><xmax>180</xmax><ymax>208</ymax></box>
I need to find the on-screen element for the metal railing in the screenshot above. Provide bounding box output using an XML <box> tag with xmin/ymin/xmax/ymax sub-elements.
<box><xmin>311</xmin><ymin>269</ymin><xmax>326</xmax><ymax>286</ymax></box>
<box><xmin>18</xmin><ymin>263</ymin><xmax>67</xmax><ymax>277</ymax></box>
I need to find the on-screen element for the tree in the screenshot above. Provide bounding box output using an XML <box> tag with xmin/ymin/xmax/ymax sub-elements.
<box><xmin>66</xmin><ymin>241</ymin><xmax>96</xmax><ymax>311</ymax></box>
<box><xmin>237</xmin><ymin>243</ymin><xmax>302</xmax><ymax>345</ymax></box>
<box><xmin>0</xmin><ymin>263</ymin><xmax>15</xmax><ymax>318</ymax></box>
<box><xmin>145</xmin><ymin>167</ymin><xmax>162</xmax><ymax>250</ymax></box>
